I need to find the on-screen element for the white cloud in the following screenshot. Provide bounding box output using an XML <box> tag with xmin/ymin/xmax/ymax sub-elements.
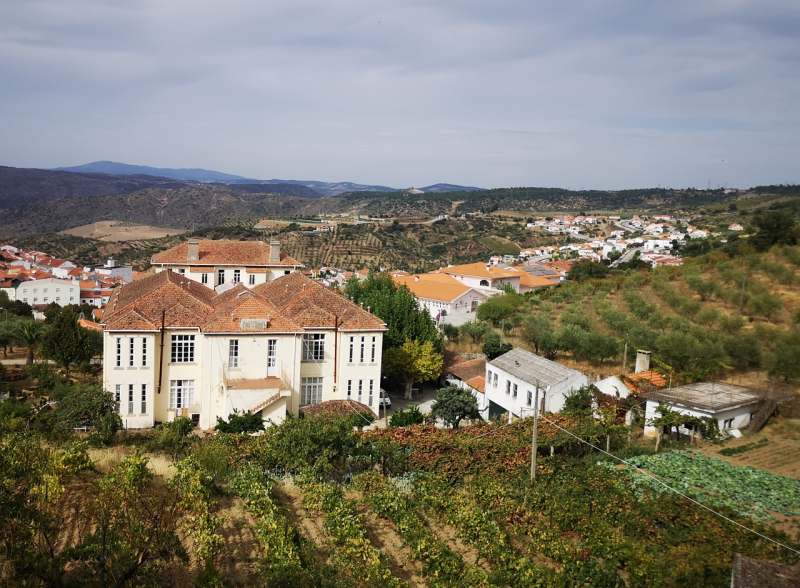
<box><xmin>0</xmin><ymin>0</ymin><xmax>798</xmax><ymax>188</ymax></box>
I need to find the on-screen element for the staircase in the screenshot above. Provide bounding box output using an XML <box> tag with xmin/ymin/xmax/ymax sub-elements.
<box><xmin>747</xmin><ymin>398</ymin><xmax>780</xmax><ymax>433</ymax></box>
<box><xmin>249</xmin><ymin>392</ymin><xmax>282</xmax><ymax>415</ymax></box>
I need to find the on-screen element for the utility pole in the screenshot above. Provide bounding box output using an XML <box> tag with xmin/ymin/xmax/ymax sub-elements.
<box><xmin>739</xmin><ymin>269</ymin><xmax>747</xmax><ymax>314</ymax></box>
<box><xmin>531</xmin><ymin>380</ymin><xmax>540</xmax><ymax>483</ymax></box>
<box><xmin>622</xmin><ymin>340</ymin><xmax>628</xmax><ymax>375</ymax></box>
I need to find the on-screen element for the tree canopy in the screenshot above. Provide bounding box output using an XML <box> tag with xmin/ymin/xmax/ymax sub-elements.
<box><xmin>345</xmin><ymin>273</ymin><xmax>439</xmax><ymax>349</ymax></box>
<box><xmin>383</xmin><ymin>339</ymin><xmax>443</xmax><ymax>400</ymax></box>
<box><xmin>430</xmin><ymin>385</ymin><xmax>481</xmax><ymax>429</ymax></box>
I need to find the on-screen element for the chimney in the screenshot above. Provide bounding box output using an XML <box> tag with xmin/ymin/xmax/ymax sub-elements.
<box><xmin>635</xmin><ymin>350</ymin><xmax>651</xmax><ymax>374</ymax></box>
<box><xmin>107</xmin><ymin>257</ymin><xmax>115</xmax><ymax>268</ymax></box>
<box><xmin>414</xmin><ymin>275</ymin><xmax>419</xmax><ymax>281</ymax></box>
<box><xmin>269</xmin><ymin>240</ymin><xmax>280</xmax><ymax>263</ymax></box>
<box><xmin>187</xmin><ymin>239</ymin><xmax>200</xmax><ymax>262</ymax></box>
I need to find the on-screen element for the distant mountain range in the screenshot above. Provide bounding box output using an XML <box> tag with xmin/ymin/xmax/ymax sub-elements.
<box><xmin>52</xmin><ymin>161</ymin><xmax>254</xmax><ymax>183</ymax></box>
<box><xmin>51</xmin><ymin>161</ymin><xmax>485</xmax><ymax>196</ymax></box>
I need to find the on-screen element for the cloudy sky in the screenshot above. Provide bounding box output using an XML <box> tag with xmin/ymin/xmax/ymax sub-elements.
<box><xmin>1</xmin><ymin>0</ymin><xmax>799</xmax><ymax>189</ymax></box>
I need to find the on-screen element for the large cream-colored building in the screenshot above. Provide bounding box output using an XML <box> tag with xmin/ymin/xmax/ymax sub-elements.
<box><xmin>101</xmin><ymin>270</ymin><xmax>386</xmax><ymax>430</ymax></box>
<box><xmin>151</xmin><ymin>239</ymin><xmax>304</xmax><ymax>288</ymax></box>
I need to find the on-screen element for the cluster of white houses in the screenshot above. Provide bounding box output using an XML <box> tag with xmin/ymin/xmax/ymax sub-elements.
<box><xmin>102</xmin><ymin>240</ymin><xmax>386</xmax><ymax>430</ymax></box>
<box><xmin>101</xmin><ymin>238</ymin><xmax>772</xmax><ymax>436</ymax></box>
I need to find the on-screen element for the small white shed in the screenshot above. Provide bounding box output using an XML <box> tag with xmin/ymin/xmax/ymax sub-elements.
<box><xmin>486</xmin><ymin>348</ymin><xmax>588</xmax><ymax>421</ymax></box>
<box><xmin>643</xmin><ymin>382</ymin><xmax>762</xmax><ymax>437</ymax></box>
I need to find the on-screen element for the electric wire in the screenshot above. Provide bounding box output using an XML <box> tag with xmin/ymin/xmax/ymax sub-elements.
<box><xmin>537</xmin><ymin>414</ymin><xmax>800</xmax><ymax>555</ymax></box>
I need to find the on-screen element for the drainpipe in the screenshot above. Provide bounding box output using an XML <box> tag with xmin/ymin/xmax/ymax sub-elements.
<box><xmin>156</xmin><ymin>310</ymin><xmax>166</xmax><ymax>394</ymax></box>
<box><xmin>333</xmin><ymin>315</ymin><xmax>339</xmax><ymax>385</ymax></box>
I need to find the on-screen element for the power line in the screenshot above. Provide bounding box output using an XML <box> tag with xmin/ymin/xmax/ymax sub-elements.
<box><xmin>539</xmin><ymin>415</ymin><xmax>799</xmax><ymax>555</ymax></box>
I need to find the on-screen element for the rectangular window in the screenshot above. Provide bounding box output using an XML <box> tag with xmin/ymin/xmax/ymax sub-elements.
<box><xmin>527</xmin><ymin>390</ymin><xmax>532</xmax><ymax>406</ymax></box>
<box><xmin>128</xmin><ymin>384</ymin><xmax>134</xmax><ymax>415</ymax></box>
<box><xmin>368</xmin><ymin>380</ymin><xmax>374</xmax><ymax>407</ymax></box>
<box><xmin>506</xmin><ymin>380</ymin><xmax>511</xmax><ymax>395</ymax></box>
<box><xmin>357</xmin><ymin>380</ymin><xmax>363</xmax><ymax>404</ymax></box>
<box><xmin>360</xmin><ymin>336</ymin><xmax>365</xmax><ymax>363</ymax></box>
<box><xmin>171</xmin><ymin>335</ymin><xmax>195</xmax><ymax>363</ymax></box>
<box><xmin>141</xmin><ymin>384</ymin><xmax>147</xmax><ymax>414</ymax></box>
<box><xmin>229</xmin><ymin>339</ymin><xmax>239</xmax><ymax>368</ymax></box>
<box><xmin>348</xmin><ymin>336</ymin><xmax>354</xmax><ymax>363</ymax></box>
<box><xmin>249</xmin><ymin>274</ymin><xmax>255</xmax><ymax>285</ymax></box>
<box><xmin>233</xmin><ymin>269</ymin><xmax>241</xmax><ymax>283</ymax></box>
<box><xmin>267</xmin><ymin>339</ymin><xmax>277</xmax><ymax>376</ymax></box>
<box><xmin>169</xmin><ymin>380</ymin><xmax>195</xmax><ymax>409</ymax></box>
<box><xmin>129</xmin><ymin>338</ymin><xmax>135</xmax><ymax>367</ymax></box>
<box><xmin>302</xmin><ymin>334</ymin><xmax>325</xmax><ymax>361</ymax></box>
<box><xmin>199</xmin><ymin>272</ymin><xmax>207</xmax><ymax>284</ymax></box>
<box><xmin>178</xmin><ymin>268</ymin><xmax>186</xmax><ymax>275</ymax></box>
<box><xmin>116</xmin><ymin>337</ymin><xmax>122</xmax><ymax>367</ymax></box>
<box><xmin>493</xmin><ymin>373</ymin><xmax>498</xmax><ymax>387</ymax></box>
<box><xmin>301</xmin><ymin>377</ymin><xmax>323</xmax><ymax>405</ymax></box>
<box><xmin>347</xmin><ymin>380</ymin><xmax>352</xmax><ymax>399</ymax></box>
<box><xmin>217</xmin><ymin>269</ymin><xmax>225</xmax><ymax>286</ymax></box>
<box><xmin>142</xmin><ymin>338</ymin><xmax>147</xmax><ymax>367</ymax></box>
<box><xmin>115</xmin><ymin>384</ymin><xmax>121</xmax><ymax>404</ymax></box>
<box><xmin>512</xmin><ymin>383</ymin><xmax>518</xmax><ymax>398</ymax></box>
<box><xmin>371</xmin><ymin>336</ymin><xmax>376</xmax><ymax>363</ymax></box>
<box><xmin>488</xmin><ymin>370</ymin><xmax>492</xmax><ymax>383</ymax></box>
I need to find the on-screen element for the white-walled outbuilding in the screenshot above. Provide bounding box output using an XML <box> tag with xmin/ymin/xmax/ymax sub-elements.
<box><xmin>486</xmin><ymin>348</ymin><xmax>589</xmax><ymax>421</ymax></box>
<box><xmin>643</xmin><ymin>382</ymin><xmax>762</xmax><ymax>437</ymax></box>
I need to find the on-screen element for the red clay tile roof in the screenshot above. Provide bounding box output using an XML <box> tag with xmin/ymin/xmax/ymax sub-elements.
<box><xmin>466</xmin><ymin>375</ymin><xmax>485</xmax><ymax>394</ymax></box>
<box><xmin>152</xmin><ymin>240</ymin><xmax>302</xmax><ymax>267</ymax></box>
<box><xmin>254</xmin><ymin>273</ymin><xmax>386</xmax><ymax>332</ymax></box>
<box><xmin>441</xmin><ymin>349</ymin><xmax>469</xmax><ymax>376</ymax></box>
<box><xmin>102</xmin><ymin>270</ymin><xmax>385</xmax><ymax>333</ymax></box>
<box><xmin>449</xmin><ymin>358</ymin><xmax>487</xmax><ymax>382</ymax></box>
<box><xmin>625</xmin><ymin>371</ymin><xmax>667</xmax><ymax>393</ymax></box>
<box><xmin>101</xmin><ymin>270</ymin><xmax>217</xmax><ymax>330</ymax></box>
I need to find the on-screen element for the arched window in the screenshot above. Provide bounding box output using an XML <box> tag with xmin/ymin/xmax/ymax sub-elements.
<box><xmin>479</xmin><ymin>279</ymin><xmax>489</xmax><ymax>287</ymax></box>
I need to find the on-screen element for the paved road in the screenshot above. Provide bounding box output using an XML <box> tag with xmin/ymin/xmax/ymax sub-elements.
<box><xmin>609</xmin><ymin>246</ymin><xmax>641</xmax><ymax>268</ymax></box>
<box><xmin>366</xmin><ymin>382</ymin><xmax>439</xmax><ymax>430</ymax></box>
<box><xmin>615</xmin><ymin>220</ymin><xmax>636</xmax><ymax>233</ymax></box>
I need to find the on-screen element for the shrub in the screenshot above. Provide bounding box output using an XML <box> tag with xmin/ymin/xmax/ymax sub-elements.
<box><xmin>215</xmin><ymin>411</ymin><xmax>266</xmax><ymax>434</ymax></box>
<box><xmin>389</xmin><ymin>405</ymin><xmax>425</xmax><ymax>428</ymax></box>
<box><xmin>482</xmin><ymin>331</ymin><xmax>512</xmax><ymax>360</ymax></box>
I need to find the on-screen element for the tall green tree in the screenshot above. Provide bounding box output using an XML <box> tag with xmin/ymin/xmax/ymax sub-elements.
<box><xmin>41</xmin><ymin>308</ymin><xmax>94</xmax><ymax>375</ymax></box>
<box><xmin>10</xmin><ymin>319</ymin><xmax>47</xmax><ymax>365</ymax></box>
<box><xmin>430</xmin><ymin>385</ymin><xmax>481</xmax><ymax>429</ymax></box>
<box><xmin>345</xmin><ymin>273</ymin><xmax>439</xmax><ymax>349</ymax></box>
<box><xmin>383</xmin><ymin>339</ymin><xmax>443</xmax><ymax>400</ymax></box>
<box><xmin>750</xmin><ymin>211</ymin><xmax>798</xmax><ymax>252</ymax></box>
<box><xmin>567</xmin><ymin>260</ymin><xmax>608</xmax><ymax>282</ymax></box>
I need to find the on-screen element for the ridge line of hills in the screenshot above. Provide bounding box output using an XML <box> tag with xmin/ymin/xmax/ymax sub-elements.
<box><xmin>49</xmin><ymin>161</ymin><xmax>485</xmax><ymax>195</ymax></box>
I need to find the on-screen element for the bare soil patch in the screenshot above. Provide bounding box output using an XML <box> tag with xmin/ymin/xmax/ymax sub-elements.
<box><xmin>61</xmin><ymin>221</ymin><xmax>185</xmax><ymax>241</ymax></box>
<box><xmin>356</xmin><ymin>504</ymin><xmax>426</xmax><ymax>587</ymax></box>
<box><xmin>273</xmin><ymin>481</ymin><xmax>328</xmax><ymax>566</ymax></box>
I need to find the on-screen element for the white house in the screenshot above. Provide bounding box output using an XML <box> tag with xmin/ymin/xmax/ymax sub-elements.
<box><xmin>438</xmin><ymin>262</ymin><xmax>521</xmax><ymax>293</ymax></box>
<box><xmin>485</xmin><ymin>348</ymin><xmax>589</xmax><ymax>421</ymax></box>
<box><xmin>83</xmin><ymin>258</ymin><xmax>133</xmax><ymax>283</ymax></box>
<box><xmin>643</xmin><ymin>382</ymin><xmax>762</xmax><ymax>437</ymax></box>
<box><xmin>101</xmin><ymin>270</ymin><xmax>386</xmax><ymax>430</ymax></box>
<box><xmin>393</xmin><ymin>274</ymin><xmax>490</xmax><ymax>319</ymax></box>
<box><xmin>151</xmin><ymin>239</ymin><xmax>303</xmax><ymax>288</ymax></box>
<box><xmin>16</xmin><ymin>278</ymin><xmax>79</xmax><ymax>307</ymax></box>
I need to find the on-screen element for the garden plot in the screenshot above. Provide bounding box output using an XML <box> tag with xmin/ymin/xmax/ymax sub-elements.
<box><xmin>722</xmin><ymin>441</ymin><xmax>800</xmax><ymax>479</ymax></box>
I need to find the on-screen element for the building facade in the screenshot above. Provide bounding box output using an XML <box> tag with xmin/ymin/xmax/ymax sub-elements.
<box><xmin>101</xmin><ymin>271</ymin><xmax>385</xmax><ymax>430</ymax></box>
<box><xmin>485</xmin><ymin>348</ymin><xmax>588</xmax><ymax>421</ymax></box>
<box><xmin>16</xmin><ymin>278</ymin><xmax>79</xmax><ymax>306</ymax></box>
<box><xmin>151</xmin><ymin>239</ymin><xmax>304</xmax><ymax>289</ymax></box>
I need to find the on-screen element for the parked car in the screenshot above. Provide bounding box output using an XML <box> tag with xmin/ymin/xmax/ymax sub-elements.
<box><xmin>378</xmin><ymin>389</ymin><xmax>392</xmax><ymax>408</ymax></box>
